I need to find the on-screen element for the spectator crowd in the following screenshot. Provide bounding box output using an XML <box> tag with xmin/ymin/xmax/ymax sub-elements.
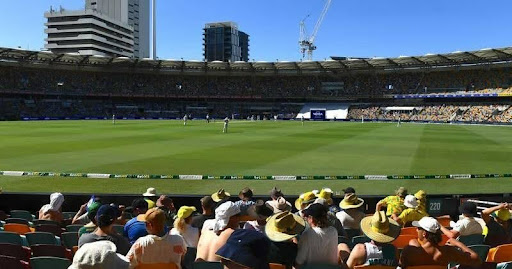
<box><xmin>2</xmin><ymin>185</ymin><xmax>512</xmax><ymax>268</ymax></box>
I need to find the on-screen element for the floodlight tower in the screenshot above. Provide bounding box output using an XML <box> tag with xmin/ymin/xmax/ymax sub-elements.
<box><xmin>299</xmin><ymin>0</ymin><xmax>332</xmax><ymax>61</ymax></box>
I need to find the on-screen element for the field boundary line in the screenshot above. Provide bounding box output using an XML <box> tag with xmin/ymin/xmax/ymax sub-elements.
<box><xmin>0</xmin><ymin>171</ymin><xmax>511</xmax><ymax>180</ymax></box>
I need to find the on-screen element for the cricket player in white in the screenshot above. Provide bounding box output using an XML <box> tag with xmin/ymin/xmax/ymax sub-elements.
<box><xmin>301</xmin><ymin>115</ymin><xmax>305</xmax><ymax>126</ymax></box>
<box><xmin>223</xmin><ymin>117</ymin><xmax>229</xmax><ymax>133</ymax></box>
<box><xmin>183</xmin><ymin>114</ymin><xmax>188</xmax><ymax>126</ymax></box>
<box><xmin>206</xmin><ymin>114</ymin><xmax>210</xmax><ymax>123</ymax></box>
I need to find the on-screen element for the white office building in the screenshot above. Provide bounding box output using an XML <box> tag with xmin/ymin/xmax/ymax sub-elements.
<box><xmin>44</xmin><ymin>0</ymin><xmax>150</xmax><ymax>58</ymax></box>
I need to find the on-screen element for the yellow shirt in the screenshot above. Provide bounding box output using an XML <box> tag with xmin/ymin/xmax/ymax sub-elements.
<box><xmin>379</xmin><ymin>195</ymin><xmax>405</xmax><ymax>216</ymax></box>
<box><xmin>417</xmin><ymin>198</ymin><xmax>427</xmax><ymax>215</ymax></box>
<box><xmin>398</xmin><ymin>208</ymin><xmax>428</xmax><ymax>226</ymax></box>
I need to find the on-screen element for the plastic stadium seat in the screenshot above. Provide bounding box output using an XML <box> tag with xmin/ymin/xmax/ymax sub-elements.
<box><xmin>497</xmin><ymin>262</ymin><xmax>512</xmax><ymax>269</ymax></box>
<box><xmin>33</xmin><ymin>220</ymin><xmax>61</xmax><ymax>227</ymax></box>
<box><xmin>487</xmin><ymin>243</ymin><xmax>512</xmax><ymax>263</ymax></box>
<box><xmin>436</xmin><ymin>215</ymin><xmax>451</xmax><ymax>227</ymax></box>
<box><xmin>0</xmin><ymin>210</ymin><xmax>8</xmax><ymax>221</ymax></box>
<box><xmin>112</xmin><ymin>224</ymin><xmax>125</xmax><ymax>234</ymax></box>
<box><xmin>136</xmin><ymin>263</ymin><xmax>179</xmax><ymax>269</ymax></box>
<box><xmin>65</xmin><ymin>224</ymin><xmax>83</xmax><ymax>232</ymax></box>
<box><xmin>25</xmin><ymin>232</ymin><xmax>59</xmax><ymax>246</ymax></box>
<box><xmin>440</xmin><ymin>234</ymin><xmax>449</xmax><ymax>246</ymax></box>
<box><xmin>9</xmin><ymin>211</ymin><xmax>34</xmax><ymax>222</ymax></box>
<box><xmin>345</xmin><ymin>228</ymin><xmax>362</xmax><ymax>239</ymax></box>
<box><xmin>0</xmin><ymin>231</ymin><xmax>23</xmax><ymax>245</ymax></box>
<box><xmin>400</xmin><ymin>227</ymin><xmax>417</xmax><ymax>236</ymax></box>
<box><xmin>459</xmin><ymin>234</ymin><xmax>484</xmax><ymax>246</ymax></box>
<box><xmin>392</xmin><ymin>235</ymin><xmax>417</xmax><ymax>249</ymax></box>
<box><xmin>60</xmin><ymin>232</ymin><xmax>78</xmax><ymax>250</ymax></box>
<box><xmin>30</xmin><ymin>256</ymin><xmax>71</xmax><ymax>269</ymax></box>
<box><xmin>3</xmin><ymin>223</ymin><xmax>32</xmax><ymax>235</ymax></box>
<box><xmin>468</xmin><ymin>245</ymin><xmax>490</xmax><ymax>263</ymax></box>
<box><xmin>5</xmin><ymin>218</ymin><xmax>31</xmax><ymax>226</ymax></box>
<box><xmin>269</xmin><ymin>263</ymin><xmax>286</xmax><ymax>269</ymax></box>
<box><xmin>338</xmin><ymin>236</ymin><xmax>350</xmax><ymax>245</ymax></box>
<box><xmin>192</xmin><ymin>262</ymin><xmax>223</xmax><ymax>269</ymax></box>
<box><xmin>0</xmin><ymin>243</ymin><xmax>30</xmax><ymax>262</ymax></box>
<box><xmin>35</xmin><ymin>224</ymin><xmax>63</xmax><ymax>236</ymax></box>
<box><xmin>31</xmin><ymin>244</ymin><xmax>70</xmax><ymax>259</ymax></box>
<box><xmin>352</xmin><ymin>235</ymin><xmax>371</xmax><ymax>247</ymax></box>
<box><xmin>61</xmin><ymin>212</ymin><xmax>77</xmax><ymax>220</ymax></box>
<box><xmin>0</xmin><ymin>254</ymin><xmax>26</xmax><ymax>269</ymax></box>
<box><xmin>302</xmin><ymin>264</ymin><xmax>341</xmax><ymax>269</ymax></box>
<box><xmin>181</xmin><ymin>247</ymin><xmax>196</xmax><ymax>269</ymax></box>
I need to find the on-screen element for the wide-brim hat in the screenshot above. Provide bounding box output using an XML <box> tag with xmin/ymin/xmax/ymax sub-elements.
<box><xmin>316</xmin><ymin>188</ymin><xmax>334</xmax><ymax>205</ymax></box>
<box><xmin>339</xmin><ymin>193</ymin><xmax>364</xmax><ymax>209</ymax></box>
<box><xmin>265</xmin><ymin>211</ymin><xmax>306</xmax><ymax>242</ymax></box>
<box><xmin>294</xmin><ymin>192</ymin><xmax>316</xmax><ymax>210</ymax></box>
<box><xmin>143</xmin><ymin>187</ymin><xmax>157</xmax><ymax>197</ymax></box>
<box><xmin>69</xmin><ymin>241</ymin><xmax>129</xmax><ymax>269</ymax></box>
<box><xmin>360</xmin><ymin>211</ymin><xmax>401</xmax><ymax>243</ymax></box>
<box><xmin>212</xmin><ymin>189</ymin><xmax>231</xmax><ymax>202</ymax></box>
<box><xmin>267</xmin><ymin>197</ymin><xmax>291</xmax><ymax>213</ymax></box>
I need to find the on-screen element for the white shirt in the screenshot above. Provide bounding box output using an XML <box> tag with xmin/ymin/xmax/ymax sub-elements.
<box><xmin>452</xmin><ymin>217</ymin><xmax>483</xmax><ymax>237</ymax></box>
<box><xmin>296</xmin><ymin>226</ymin><xmax>338</xmax><ymax>265</ymax></box>
<box><xmin>336</xmin><ymin>210</ymin><xmax>366</xmax><ymax>229</ymax></box>
<box><xmin>171</xmin><ymin>225</ymin><xmax>199</xmax><ymax>248</ymax></box>
<box><xmin>127</xmin><ymin>234</ymin><xmax>186</xmax><ymax>268</ymax></box>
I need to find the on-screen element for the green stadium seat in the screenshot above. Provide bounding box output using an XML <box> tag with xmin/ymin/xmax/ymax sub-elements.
<box><xmin>344</xmin><ymin>228</ymin><xmax>362</xmax><ymax>239</ymax></box>
<box><xmin>5</xmin><ymin>218</ymin><xmax>30</xmax><ymax>226</ymax></box>
<box><xmin>351</xmin><ymin>235</ymin><xmax>371</xmax><ymax>248</ymax></box>
<box><xmin>459</xmin><ymin>234</ymin><xmax>484</xmax><ymax>246</ymax></box>
<box><xmin>65</xmin><ymin>224</ymin><xmax>83</xmax><ymax>232</ymax></box>
<box><xmin>31</xmin><ymin>244</ymin><xmax>69</xmax><ymax>259</ymax></box>
<box><xmin>25</xmin><ymin>232</ymin><xmax>59</xmax><ymax>246</ymax></box>
<box><xmin>9</xmin><ymin>211</ymin><xmax>34</xmax><ymax>222</ymax></box>
<box><xmin>35</xmin><ymin>224</ymin><xmax>63</xmax><ymax>236</ymax></box>
<box><xmin>497</xmin><ymin>262</ymin><xmax>512</xmax><ymax>269</ymax></box>
<box><xmin>468</xmin><ymin>245</ymin><xmax>490</xmax><ymax>264</ymax></box>
<box><xmin>30</xmin><ymin>256</ymin><xmax>71</xmax><ymax>269</ymax></box>
<box><xmin>61</xmin><ymin>212</ymin><xmax>77</xmax><ymax>220</ymax></box>
<box><xmin>60</xmin><ymin>232</ymin><xmax>78</xmax><ymax>250</ymax></box>
<box><xmin>112</xmin><ymin>224</ymin><xmax>124</xmax><ymax>234</ymax></box>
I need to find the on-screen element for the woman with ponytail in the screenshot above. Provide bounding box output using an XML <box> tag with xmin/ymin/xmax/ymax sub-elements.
<box><xmin>171</xmin><ymin>206</ymin><xmax>199</xmax><ymax>247</ymax></box>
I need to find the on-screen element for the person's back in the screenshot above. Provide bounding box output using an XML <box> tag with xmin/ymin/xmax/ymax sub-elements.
<box><xmin>129</xmin><ymin>234</ymin><xmax>185</xmax><ymax>266</ymax></box>
<box><xmin>400</xmin><ymin>217</ymin><xmax>480</xmax><ymax>268</ymax></box>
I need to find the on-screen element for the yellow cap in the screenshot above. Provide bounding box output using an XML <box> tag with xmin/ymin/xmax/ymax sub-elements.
<box><xmin>494</xmin><ymin>209</ymin><xmax>511</xmax><ymax>221</ymax></box>
<box><xmin>145</xmin><ymin>199</ymin><xmax>156</xmax><ymax>209</ymax></box>
<box><xmin>177</xmin><ymin>206</ymin><xmax>197</xmax><ymax>219</ymax></box>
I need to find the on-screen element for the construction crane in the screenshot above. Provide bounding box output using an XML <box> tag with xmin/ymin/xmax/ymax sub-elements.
<box><xmin>299</xmin><ymin>0</ymin><xmax>332</xmax><ymax>61</ymax></box>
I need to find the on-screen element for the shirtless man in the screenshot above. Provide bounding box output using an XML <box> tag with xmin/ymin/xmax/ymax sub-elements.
<box><xmin>400</xmin><ymin>217</ymin><xmax>480</xmax><ymax>268</ymax></box>
<box><xmin>196</xmin><ymin>201</ymin><xmax>240</xmax><ymax>262</ymax></box>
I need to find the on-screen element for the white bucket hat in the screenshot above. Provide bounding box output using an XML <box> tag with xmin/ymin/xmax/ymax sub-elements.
<box><xmin>69</xmin><ymin>241</ymin><xmax>129</xmax><ymax>269</ymax></box>
<box><xmin>403</xmin><ymin>194</ymin><xmax>418</xmax><ymax>208</ymax></box>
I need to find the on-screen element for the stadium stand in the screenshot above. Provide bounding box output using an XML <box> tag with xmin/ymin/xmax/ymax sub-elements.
<box><xmin>1</xmin><ymin>47</ymin><xmax>512</xmax><ymax>123</ymax></box>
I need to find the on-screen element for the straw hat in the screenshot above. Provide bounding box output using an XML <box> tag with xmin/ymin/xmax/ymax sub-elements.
<box><xmin>294</xmin><ymin>192</ymin><xmax>316</xmax><ymax>210</ymax></box>
<box><xmin>339</xmin><ymin>193</ymin><xmax>364</xmax><ymax>209</ymax></box>
<box><xmin>360</xmin><ymin>211</ymin><xmax>401</xmax><ymax>243</ymax></box>
<box><xmin>265</xmin><ymin>212</ymin><xmax>306</xmax><ymax>242</ymax></box>
<box><xmin>316</xmin><ymin>188</ymin><xmax>333</xmax><ymax>205</ymax></box>
<box><xmin>212</xmin><ymin>189</ymin><xmax>231</xmax><ymax>202</ymax></box>
<box><xmin>267</xmin><ymin>197</ymin><xmax>291</xmax><ymax>213</ymax></box>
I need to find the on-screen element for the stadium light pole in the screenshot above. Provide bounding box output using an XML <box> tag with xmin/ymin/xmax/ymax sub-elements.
<box><xmin>153</xmin><ymin>0</ymin><xmax>157</xmax><ymax>60</ymax></box>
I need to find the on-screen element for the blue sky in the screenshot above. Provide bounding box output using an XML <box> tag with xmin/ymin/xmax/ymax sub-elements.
<box><xmin>1</xmin><ymin>0</ymin><xmax>511</xmax><ymax>61</ymax></box>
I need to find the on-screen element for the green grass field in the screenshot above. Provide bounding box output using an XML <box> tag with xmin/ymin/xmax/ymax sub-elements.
<box><xmin>0</xmin><ymin>120</ymin><xmax>512</xmax><ymax>195</ymax></box>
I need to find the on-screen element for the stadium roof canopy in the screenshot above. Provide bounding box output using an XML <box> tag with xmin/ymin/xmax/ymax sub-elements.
<box><xmin>1</xmin><ymin>47</ymin><xmax>512</xmax><ymax>74</ymax></box>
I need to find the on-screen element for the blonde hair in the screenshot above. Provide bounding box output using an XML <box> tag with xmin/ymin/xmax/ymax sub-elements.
<box><xmin>173</xmin><ymin>216</ymin><xmax>191</xmax><ymax>234</ymax></box>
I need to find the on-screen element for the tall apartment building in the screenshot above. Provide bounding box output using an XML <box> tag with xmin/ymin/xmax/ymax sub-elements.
<box><xmin>44</xmin><ymin>0</ymin><xmax>150</xmax><ymax>58</ymax></box>
<box><xmin>203</xmin><ymin>22</ymin><xmax>250</xmax><ymax>62</ymax></box>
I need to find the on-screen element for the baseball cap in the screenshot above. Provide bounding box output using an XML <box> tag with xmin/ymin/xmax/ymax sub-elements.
<box><xmin>302</xmin><ymin>203</ymin><xmax>328</xmax><ymax>219</ymax></box>
<box><xmin>412</xmin><ymin>217</ymin><xmax>440</xmax><ymax>233</ymax></box>
<box><xmin>177</xmin><ymin>206</ymin><xmax>197</xmax><ymax>219</ymax></box>
<box><xmin>492</xmin><ymin>209</ymin><xmax>511</xmax><ymax>221</ymax></box>
<box><xmin>96</xmin><ymin>205</ymin><xmax>118</xmax><ymax>227</ymax></box>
